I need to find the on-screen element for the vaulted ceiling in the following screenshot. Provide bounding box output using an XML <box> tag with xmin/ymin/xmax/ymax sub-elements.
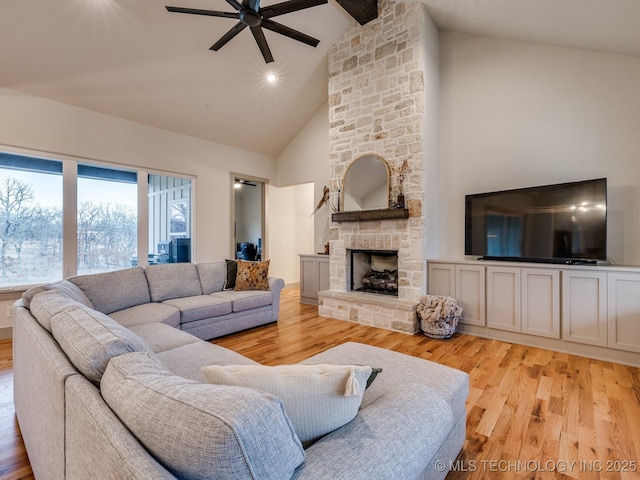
<box><xmin>2</xmin><ymin>0</ymin><xmax>640</xmax><ymax>157</ymax></box>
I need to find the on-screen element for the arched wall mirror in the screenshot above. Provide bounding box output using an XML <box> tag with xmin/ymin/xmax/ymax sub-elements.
<box><xmin>342</xmin><ymin>154</ymin><xmax>390</xmax><ymax>211</ymax></box>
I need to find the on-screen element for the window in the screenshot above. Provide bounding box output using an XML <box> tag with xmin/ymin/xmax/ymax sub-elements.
<box><xmin>77</xmin><ymin>164</ymin><xmax>138</xmax><ymax>275</ymax></box>
<box><xmin>0</xmin><ymin>150</ymin><xmax>194</xmax><ymax>287</ymax></box>
<box><xmin>148</xmin><ymin>174</ymin><xmax>192</xmax><ymax>264</ymax></box>
<box><xmin>0</xmin><ymin>153</ymin><xmax>63</xmax><ymax>287</ymax></box>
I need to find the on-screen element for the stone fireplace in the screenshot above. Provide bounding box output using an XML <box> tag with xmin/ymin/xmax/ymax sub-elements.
<box><xmin>317</xmin><ymin>0</ymin><xmax>437</xmax><ymax>334</ymax></box>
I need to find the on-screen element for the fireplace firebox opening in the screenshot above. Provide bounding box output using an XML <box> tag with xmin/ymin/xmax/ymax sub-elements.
<box><xmin>350</xmin><ymin>250</ymin><xmax>399</xmax><ymax>296</ymax></box>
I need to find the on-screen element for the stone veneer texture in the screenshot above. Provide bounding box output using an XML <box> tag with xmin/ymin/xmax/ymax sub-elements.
<box><xmin>327</xmin><ymin>0</ymin><xmax>428</xmax><ymax>300</ymax></box>
<box><xmin>321</xmin><ymin>0</ymin><xmax>430</xmax><ymax>333</ymax></box>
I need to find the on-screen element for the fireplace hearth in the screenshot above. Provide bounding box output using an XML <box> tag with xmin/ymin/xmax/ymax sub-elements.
<box><xmin>350</xmin><ymin>250</ymin><xmax>398</xmax><ymax>297</ymax></box>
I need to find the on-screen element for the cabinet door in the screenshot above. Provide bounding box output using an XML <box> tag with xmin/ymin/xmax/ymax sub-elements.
<box><xmin>456</xmin><ymin>265</ymin><xmax>485</xmax><ymax>326</ymax></box>
<box><xmin>486</xmin><ymin>266</ymin><xmax>521</xmax><ymax>332</ymax></box>
<box><xmin>428</xmin><ymin>263</ymin><xmax>455</xmax><ymax>297</ymax></box>
<box><xmin>522</xmin><ymin>268</ymin><xmax>560</xmax><ymax>339</ymax></box>
<box><xmin>607</xmin><ymin>273</ymin><xmax>640</xmax><ymax>353</ymax></box>
<box><xmin>317</xmin><ymin>257</ymin><xmax>331</xmax><ymax>292</ymax></box>
<box><xmin>562</xmin><ymin>270</ymin><xmax>607</xmax><ymax>346</ymax></box>
<box><xmin>300</xmin><ymin>257</ymin><xmax>319</xmax><ymax>301</ymax></box>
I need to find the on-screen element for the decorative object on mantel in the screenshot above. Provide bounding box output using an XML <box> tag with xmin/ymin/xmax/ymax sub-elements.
<box><xmin>394</xmin><ymin>159</ymin><xmax>411</xmax><ymax>209</ymax></box>
<box><xmin>165</xmin><ymin>0</ymin><xmax>328</xmax><ymax>64</ymax></box>
<box><xmin>311</xmin><ymin>185</ymin><xmax>333</xmax><ymax>216</ymax></box>
<box><xmin>417</xmin><ymin>295</ymin><xmax>462</xmax><ymax>339</ymax></box>
<box><xmin>332</xmin><ymin>208</ymin><xmax>408</xmax><ymax>222</ymax></box>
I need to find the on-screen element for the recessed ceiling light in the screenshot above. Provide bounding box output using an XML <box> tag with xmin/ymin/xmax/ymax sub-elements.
<box><xmin>266</xmin><ymin>73</ymin><xmax>277</xmax><ymax>84</ymax></box>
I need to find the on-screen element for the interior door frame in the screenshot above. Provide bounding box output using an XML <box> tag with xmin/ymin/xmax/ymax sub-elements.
<box><xmin>230</xmin><ymin>173</ymin><xmax>268</xmax><ymax>260</ymax></box>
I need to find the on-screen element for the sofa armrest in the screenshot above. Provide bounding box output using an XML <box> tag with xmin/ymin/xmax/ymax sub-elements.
<box><xmin>292</xmin><ymin>383</ymin><xmax>455</xmax><ymax>480</ymax></box>
<box><xmin>66</xmin><ymin>375</ymin><xmax>177</xmax><ymax>480</ymax></box>
<box><xmin>268</xmin><ymin>277</ymin><xmax>285</xmax><ymax>321</ymax></box>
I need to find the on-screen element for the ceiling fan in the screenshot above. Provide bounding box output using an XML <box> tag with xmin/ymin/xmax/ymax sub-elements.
<box><xmin>166</xmin><ymin>0</ymin><xmax>328</xmax><ymax>63</ymax></box>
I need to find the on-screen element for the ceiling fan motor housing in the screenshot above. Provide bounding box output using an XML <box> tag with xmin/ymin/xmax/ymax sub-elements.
<box><xmin>240</xmin><ymin>10</ymin><xmax>262</xmax><ymax>27</ymax></box>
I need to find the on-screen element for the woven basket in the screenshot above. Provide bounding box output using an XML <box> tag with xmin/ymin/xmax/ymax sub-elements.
<box><xmin>417</xmin><ymin>295</ymin><xmax>462</xmax><ymax>339</ymax></box>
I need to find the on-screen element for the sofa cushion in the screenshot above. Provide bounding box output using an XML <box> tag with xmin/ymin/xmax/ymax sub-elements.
<box><xmin>22</xmin><ymin>279</ymin><xmax>93</xmax><ymax>310</ymax></box>
<box><xmin>224</xmin><ymin>259</ymin><xmax>238</xmax><ymax>290</ymax></box>
<box><xmin>292</xmin><ymin>384</ymin><xmax>455</xmax><ymax>480</ymax></box>
<box><xmin>101</xmin><ymin>352</ymin><xmax>305</xmax><ymax>480</ymax></box>
<box><xmin>128</xmin><ymin>323</ymin><xmax>201</xmax><ymax>353</ymax></box>
<box><xmin>234</xmin><ymin>260</ymin><xmax>270</xmax><ymax>291</ymax></box>
<box><xmin>162</xmin><ymin>295</ymin><xmax>232</xmax><ymax>324</ymax></box>
<box><xmin>301</xmin><ymin>342</ymin><xmax>469</xmax><ymax>421</ymax></box>
<box><xmin>209</xmin><ymin>290</ymin><xmax>272</xmax><ymax>313</ymax></box>
<box><xmin>29</xmin><ymin>290</ymin><xmax>89</xmax><ymax>333</ymax></box>
<box><xmin>156</xmin><ymin>342</ymin><xmax>258</xmax><ymax>383</ymax></box>
<box><xmin>50</xmin><ymin>304</ymin><xmax>152</xmax><ymax>384</ymax></box>
<box><xmin>69</xmin><ymin>267</ymin><xmax>151</xmax><ymax>315</ymax></box>
<box><xmin>145</xmin><ymin>263</ymin><xmax>203</xmax><ymax>302</ymax></box>
<box><xmin>108</xmin><ymin>303</ymin><xmax>181</xmax><ymax>329</ymax></box>
<box><xmin>201</xmin><ymin>364</ymin><xmax>373</xmax><ymax>444</ymax></box>
<box><xmin>196</xmin><ymin>262</ymin><xmax>226</xmax><ymax>295</ymax></box>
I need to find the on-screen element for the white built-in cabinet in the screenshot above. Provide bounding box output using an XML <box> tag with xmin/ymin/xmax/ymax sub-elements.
<box><xmin>428</xmin><ymin>263</ymin><xmax>485</xmax><ymax>326</ymax></box>
<box><xmin>561</xmin><ymin>270</ymin><xmax>607</xmax><ymax>346</ymax></box>
<box><xmin>485</xmin><ymin>266</ymin><xmax>560</xmax><ymax>338</ymax></box>
<box><xmin>427</xmin><ymin>259</ymin><xmax>640</xmax><ymax>365</ymax></box>
<box><xmin>299</xmin><ymin>254</ymin><xmax>330</xmax><ymax>305</ymax></box>
<box><xmin>607</xmin><ymin>272</ymin><xmax>640</xmax><ymax>353</ymax></box>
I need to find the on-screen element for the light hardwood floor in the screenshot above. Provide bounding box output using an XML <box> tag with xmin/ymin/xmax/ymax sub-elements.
<box><xmin>1</xmin><ymin>287</ymin><xmax>639</xmax><ymax>479</ymax></box>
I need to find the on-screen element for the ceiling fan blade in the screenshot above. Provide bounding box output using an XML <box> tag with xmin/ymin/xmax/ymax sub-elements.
<box><xmin>261</xmin><ymin>19</ymin><xmax>320</xmax><ymax>47</ymax></box>
<box><xmin>250</xmin><ymin>26</ymin><xmax>274</xmax><ymax>63</ymax></box>
<box><xmin>225</xmin><ymin>0</ymin><xmax>244</xmax><ymax>11</ymax></box>
<box><xmin>165</xmin><ymin>6</ymin><xmax>238</xmax><ymax>19</ymax></box>
<box><xmin>246</xmin><ymin>0</ymin><xmax>261</xmax><ymax>12</ymax></box>
<box><xmin>210</xmin><ymin>22</ymin><xmax>247</xmax><ymax>51</ymax></box>
<box><xmin>261</xmin><ymin>0</ymin><xmax>327</xmax><ymax>19</ymax></box>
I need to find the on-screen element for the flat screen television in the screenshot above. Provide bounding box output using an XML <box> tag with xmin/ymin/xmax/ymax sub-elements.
<box><xmin>465</xmin><ymin>178</ymin><xmax>607</xmax><ymax>264</ymax></box>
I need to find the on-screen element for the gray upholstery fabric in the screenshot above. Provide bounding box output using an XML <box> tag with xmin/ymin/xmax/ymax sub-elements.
<box><xmin>293</xmin><ymin>384</ymin><xmax>454</xmax><ymax>480</ymax></box>
<box><xmin>101</xmin><ymin>352</ymin><xmax>305</xmax><ymax>480</ymax></box>
<box><xmin>210</xmin><ymin>290</ymin><xmax>272</xmax><ymax>312</ymax></box>
<box><xmin>156</xmin><ymin>341</ymin><xmax>258</xmax><ymax>383</ymax></box>
<box><xmin>109</xmin><ymin>303</ymin><xmax>181</xmax><ymax>328</ymax></box>
<box><xmin>70</xmin><ymin>267</ymin><xmax>151</xmax><ymax>314</ymax></box>
<box><xmin>196</xmin><ymin>262</ymin><xmax>226</xmax><ymax>295</ymax></box>
<box><xmin>50</xmin><ymin>303</ymin><xmax>152</xmax><ymax>384</ymax></box>
<box><xmin>180</xmin><ymin>306</ymin><xmax>274</xmax><ymax>341</ymax></box>
<box><xmin>301</xmin><ymin>342</ymin><xmax>469</xmax><ymax>420</ymax></box>
<box><xmin>22</xmin><ymin>279</ymin><xmax>93</xmax><ymax>309</ymax></box>
<box><xmin>13</xmin><ymin>304</ymin><xmax>80</xmax><ymax>480</ymax></box>
<box><xmin>145</xmin><ymin>263</ymin><xmax>203</xmax><ymax>302</ymax></box>
<box><xmin>163</xmin><ymin>295</ymin><xmax>232</xmax><ymax>324</ymax></box>
<box><xmin>29</xmin><ymin>290</ymin><xmax>89</xmax><ymax>333</ymax></box>
<box><xmin>129</xmin><ymin>323</ymin><xmax>201</xmax><ymax>353</ymax></box>
<box><xmin>65</xmin><ymin>375</ymin><xmax>177</xmax><ymax>480</ymax></box>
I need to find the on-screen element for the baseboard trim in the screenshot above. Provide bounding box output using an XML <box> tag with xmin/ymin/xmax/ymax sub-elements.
<box><xmin>0</xmin><ymin>327</ymin><xmax>13</xmax><ymax>340</ymax></box>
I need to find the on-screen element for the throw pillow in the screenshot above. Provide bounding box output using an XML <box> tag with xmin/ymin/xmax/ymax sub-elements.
<box><xmin>224</xmin><ymin>259</ymin><xmax>238</xmax><ymax>290</ymax></box>
<box><xmin>201</xmin><ymin>363</ymin><xmax>376</xmax><ymax>443</ymax></box>
<box><xmin>102</xmin><ymin>352</ymin><xmax>305</xmax><ymax>480</ymax></box>
<box><xmin>234</xmin><ymin>259</ymin><xmax>270</xmax><ymax>291</ymax></box>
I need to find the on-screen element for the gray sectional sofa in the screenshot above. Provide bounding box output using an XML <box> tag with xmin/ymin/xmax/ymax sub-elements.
<box><xmin>13</xmin><ymin>261</ymin><xmax>469</xmax><ymax>480</ymax></box>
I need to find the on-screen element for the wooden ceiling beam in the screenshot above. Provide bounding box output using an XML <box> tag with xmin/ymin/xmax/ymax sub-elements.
<box><xmin>335</xmin><ymin>0</ymin><xmax>378</xmax><ymax>25</ymax></box>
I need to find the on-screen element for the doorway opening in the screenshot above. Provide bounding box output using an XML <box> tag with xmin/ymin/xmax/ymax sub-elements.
<box><xmin>232</xmin><ymin>175</ymin><xmax>266</xmax><ymax>261</ymax></box>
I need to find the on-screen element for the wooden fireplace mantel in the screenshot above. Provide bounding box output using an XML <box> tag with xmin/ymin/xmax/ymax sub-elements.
<box><xmin>331</xmin><ymin>208</ymin><xmax>409</xmax><ymax>222</ymax></box>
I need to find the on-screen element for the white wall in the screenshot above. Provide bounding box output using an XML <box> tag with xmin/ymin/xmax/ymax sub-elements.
<box><xmin>267</xmin><ymin>182</ymin><xmax>314</xmax><ymax>284</ymax></box>
<box><xmin>276</xmin><ymin>103</ymin><xmax>331</xmax><ymax>253</ymax></box>
<box><xmin>438</xmin><ymin>33</ymin><xmax>640</xmax><ymax>265</ymax></box>
<box><xmin>0</xmin><ymin>87</ymin><xmax>276</xmax><ymax>332</ymax></box>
